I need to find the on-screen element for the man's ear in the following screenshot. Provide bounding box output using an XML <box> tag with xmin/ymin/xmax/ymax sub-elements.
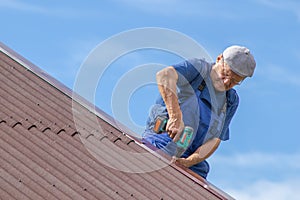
<box><xmin>216</xmin><ymin>54</ymin><xmax>223</xmax><ymax>63</ymax></box>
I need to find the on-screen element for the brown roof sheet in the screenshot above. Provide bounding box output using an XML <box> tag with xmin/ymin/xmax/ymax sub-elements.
<box><xmin>0</xmin><ymin>42</ymin><xmax>234</xmax><ymax>200</ymax></box>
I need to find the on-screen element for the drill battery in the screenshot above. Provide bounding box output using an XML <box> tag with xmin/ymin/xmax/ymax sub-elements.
<box><xmin>153</xmin><ymin>116</ymin><xmax>194</xmax><ymax>152</ymax></box>
<box><xmin>153</xmin><ymin>116</ymin><xmax>168</xmax><ymax>133</ymax></box>
<box><xmin>176</xmin><ymin>126</ymin><xmax>194</xmax><ymax>149</ymax></box>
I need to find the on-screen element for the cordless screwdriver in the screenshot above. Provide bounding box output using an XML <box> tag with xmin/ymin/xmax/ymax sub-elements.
<box><xmin>153</xmin><ymin>116</ymin><xmax>194</xmax><ymax>157</ymax></box>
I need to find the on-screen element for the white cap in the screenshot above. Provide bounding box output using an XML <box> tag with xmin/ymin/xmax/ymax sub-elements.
<box><xmin>223</xmin><ymin>45</ymin><xmax>256</xmax><ymax>77</ymax></box>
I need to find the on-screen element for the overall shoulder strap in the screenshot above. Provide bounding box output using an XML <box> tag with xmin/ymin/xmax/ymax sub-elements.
<box><xmin>198</xmin><ymin>79</ymin><xmax>206</xmax><ymax>91</ymax></box>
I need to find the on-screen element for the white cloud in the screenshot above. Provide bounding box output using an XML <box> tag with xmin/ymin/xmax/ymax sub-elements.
<box><xmin>0</xmin><ymin>0</ymin><xmax>47</xmax><ymax>13</ymax></box>
<box><xmin>209</xmin><ymin>152</ymin><xmax>300</xmax><ymax>199</ymax></box>
<box><xmin>227</xmin><ymin>179</ymin><xmax>300</xmax><ymax>200</ymax></box>
<box><xmin>258</xmin><ymin>0</ymin><xmax>300</xmax><ymax>21</ymax></box>
<box><xmin>0</xmin><ymin>0</ymin><xmax>103</xmax><ymax>18</ymax></box>
<box><xmin>258</xmin><ymin>64</ymin><xmax>300</xmax><ymax>87</ymax></box>
<box><xmin>210</xmin><ymin>151</ymin><xmax>300</xmax><ymax>170</ymax></box>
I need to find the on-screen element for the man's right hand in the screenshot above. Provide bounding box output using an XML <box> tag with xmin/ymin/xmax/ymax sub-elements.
<box><xmin>166</xmin><ymin>117</ymin><xmax>184</xmax><ymax>141</ymax></box>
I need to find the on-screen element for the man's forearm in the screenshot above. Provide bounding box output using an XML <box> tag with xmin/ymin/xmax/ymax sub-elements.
<box><xmin>185</xmin><ymin>138</ymin><xmax>221</xmax><ymax>166</ymax></box>
<box><xmin>156</xmin><ymin>66</ymin><xmax>184</xmax><ymax>139</ymax></box>
<box><xmin>156</xmin><ymin>66</ymin><xmax>181</xmax><ymax>119</ymax></box>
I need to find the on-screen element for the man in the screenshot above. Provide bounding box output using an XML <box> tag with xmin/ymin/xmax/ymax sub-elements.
<box><xmin>143</xmin><ymin>45</ymin><xmax>256</xmax><ymax>179</ymax></box>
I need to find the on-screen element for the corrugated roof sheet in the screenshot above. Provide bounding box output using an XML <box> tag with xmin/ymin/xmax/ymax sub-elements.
<box><xmin>0</xmin><ymin>42</ymin><xmax>234</xmax><ymax>200</ymax></box>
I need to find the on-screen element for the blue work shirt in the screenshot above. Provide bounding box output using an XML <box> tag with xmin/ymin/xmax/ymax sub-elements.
<box><xmin>143</xmin><ymin>58</ymin><xmax>239</xmax><ymax>178</ymax></box>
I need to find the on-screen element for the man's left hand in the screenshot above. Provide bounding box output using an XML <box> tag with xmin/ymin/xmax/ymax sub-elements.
<box><xmin>171</xmin><ymin>157</ymin><xmax>193</xmax><ymax>168</ymax></box>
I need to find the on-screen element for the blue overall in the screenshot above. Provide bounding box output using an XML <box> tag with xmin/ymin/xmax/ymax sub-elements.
<box><xmin>143</xmin><ymin>58</ymin><xmax>239</xmax><ymax>179</ymax></box>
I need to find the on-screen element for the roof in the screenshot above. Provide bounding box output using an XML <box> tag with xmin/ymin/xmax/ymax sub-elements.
<box><xmin>0</xmin><ymin>42</ymin><xmax>234</xmax><ymax>200</ymax></box>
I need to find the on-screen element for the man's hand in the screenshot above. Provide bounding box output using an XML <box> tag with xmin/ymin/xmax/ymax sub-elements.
<box><xmin>171</xmin><ymin>156</ymin><xmax>193</xmax><ymax>168</ymax></box>
<box><xmin>166</xmin><ymin>117</ymin><xmax>184</xmax><ymax>141</ymax></box>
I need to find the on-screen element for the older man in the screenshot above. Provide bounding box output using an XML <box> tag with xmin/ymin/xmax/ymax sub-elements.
<box><xmin>143</xmin><ymin>45</ymin><xmax>256</xmax><ymax>179</ymax></box>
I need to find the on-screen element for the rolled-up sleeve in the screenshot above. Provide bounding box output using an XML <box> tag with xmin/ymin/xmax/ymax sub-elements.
<box><xmin>172</xmin><ymin>58</ymin><xmax>208</xmax><ymax>89</ymax></box>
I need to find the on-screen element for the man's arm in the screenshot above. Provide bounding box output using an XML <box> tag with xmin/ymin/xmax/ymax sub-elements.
<box><xmin>156</xmin><ymin>66</ymin><xmax>184</xmax><ymax>140</ymax></box>
<box><xmin>175</xmin><ymin>138</ymin><xmax>221</xmax><ymax>167</ymax></box>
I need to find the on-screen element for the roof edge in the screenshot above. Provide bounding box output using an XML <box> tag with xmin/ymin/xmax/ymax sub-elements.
<box><xmin>141</xmin><ymin>141</ymin><xmax>235</xmax><ymax>200</ymax></box>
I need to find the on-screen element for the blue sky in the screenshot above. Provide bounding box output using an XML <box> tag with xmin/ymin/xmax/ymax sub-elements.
<box><xmin>1</xmin><ymin>0</ymin><xmax>300</xmax><ymax>199</ymax></box>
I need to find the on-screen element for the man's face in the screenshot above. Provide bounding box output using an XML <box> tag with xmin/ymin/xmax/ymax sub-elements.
<box><xmin>211</xmin><ymin>58</ymin><xmax>245</xmax><ymax>92</ymax></box>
